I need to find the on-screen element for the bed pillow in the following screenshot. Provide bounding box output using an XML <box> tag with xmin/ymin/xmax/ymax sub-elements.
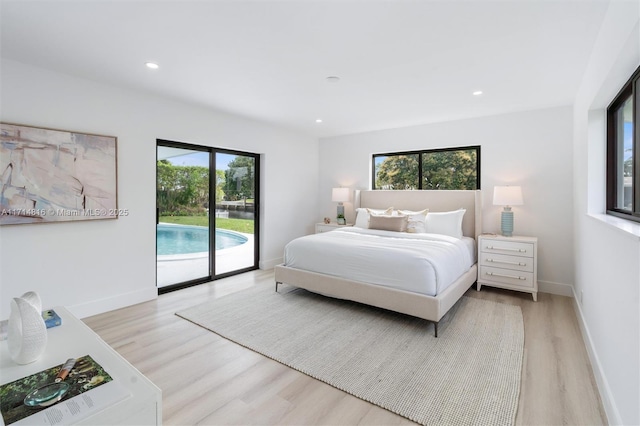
<box><xmin>368</xmin><ymin>214</ymin><xmax>408</xmax><ymax>232</ymax></box>
<box><xmin>354</xmin><ymin>207</ymin><xmax>393</xmax><ymax>228</ymax></box>
<box><xmin>396</xmin><ymin>209</ymin><xmax>428</xmax><ymax>233</ymax></box>
<box><xmin>366</xmin><ymin>207</ymin><xmax>394</xmax><ymax>216</ymax></box>
<box><xmin>425</xmin><ymin>209</ymin><xmax>466</xmax><ymax>238</ymax></box>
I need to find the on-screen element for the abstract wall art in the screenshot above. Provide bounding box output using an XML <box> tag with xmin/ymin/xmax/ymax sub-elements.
<box><xmin>0</xmin><ymin>123</ymin><xmax>118</xmax><ymax>225</ymax></box>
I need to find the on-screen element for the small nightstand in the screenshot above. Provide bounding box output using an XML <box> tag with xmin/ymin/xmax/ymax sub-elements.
<box><xmin>315</xmin><ymin>222</ymin><xmax>352</xmax><ymax>233</ymax></box>
<box><xmin>477</xmin><ymin>234</ymin><xmax>538</xmax><ymax>301</ymax></box>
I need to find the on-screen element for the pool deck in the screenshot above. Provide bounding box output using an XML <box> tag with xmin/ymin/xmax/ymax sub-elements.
<box><xmin>157</xmin><ymin>232</ymin><xmax>255</xmax><ymax>288</ymax></box>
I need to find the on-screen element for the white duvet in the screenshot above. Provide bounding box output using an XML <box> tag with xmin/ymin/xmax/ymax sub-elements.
<box><xmin>283</xmin><ymin>227</ymin><xmax>476</xmax><ymax>296</ymax></box>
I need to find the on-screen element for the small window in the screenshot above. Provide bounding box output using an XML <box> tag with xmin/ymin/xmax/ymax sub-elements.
<box><xmin>373</xmin><ymin>146</ymin><xmax>480</xmax><ymax>190</ymax></box>
<box><xmin>607</xmin><ymin>66</ymin><xmax>639</xmax><ymax>222</ymax></box>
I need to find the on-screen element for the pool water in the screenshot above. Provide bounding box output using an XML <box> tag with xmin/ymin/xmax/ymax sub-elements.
<box><xmin>157</xmin><ymin>224</ymin><xmax>248</xmax><ymax>255</ymax></box>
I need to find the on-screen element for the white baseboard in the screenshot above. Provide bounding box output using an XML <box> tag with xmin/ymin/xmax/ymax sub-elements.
<box><xmin>68</xmin><ymin>287</ymin><xmax>158</xmax><ymax>319</ymax></box>
<box><xmin>538</xmin><ymin>280</ymin><xmax>574</xmax><ymax>297</ymax></box>
<box><xmin>571</xmin><ymin>287</ymin><xmax>620</xmax><ymax>425</ymax></box>
<box><xmin>260</xmin><ymin>257</ymin><xmax>283</xmax><ymax>270</ymax></box>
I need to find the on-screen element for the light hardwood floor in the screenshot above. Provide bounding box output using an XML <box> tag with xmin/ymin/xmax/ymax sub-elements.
<box><xmin>84</xmin><ymin>269</ymin><xmax>607</xmax><ymax>425</ymax></box>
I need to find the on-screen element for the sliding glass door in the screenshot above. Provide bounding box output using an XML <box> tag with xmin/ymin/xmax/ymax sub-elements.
<box><xmin>215</xmin><ymin>152</ymin><xmax>257</xmax><ymax>275</ymax></box>
<box><xmin>157</xmin><ymin>141</ymin><xmax>259</xmax><ymax>292</ymax></box>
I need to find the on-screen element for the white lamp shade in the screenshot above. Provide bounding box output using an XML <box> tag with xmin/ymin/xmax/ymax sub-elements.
<box><xmin>332</xmin><ymin>187</ymin><xmax>350</xmax><ymax>203</ymax></box>
<box><xmin>493</xmin><ymin>186</ymin><xmax>523</xmax><ymax>206</ymax></box>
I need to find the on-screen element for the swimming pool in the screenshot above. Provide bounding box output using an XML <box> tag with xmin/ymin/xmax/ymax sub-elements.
<box><xmin>157</xmin><ymin>224</ymin><xmax>248</xmax><ymax>255</ymax></box>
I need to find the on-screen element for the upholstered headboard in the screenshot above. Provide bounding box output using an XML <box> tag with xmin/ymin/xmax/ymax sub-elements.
<box><xmin>355</xmin><ymin>190</ymin><xmax>482</xmax><ymax>239</ymax></box>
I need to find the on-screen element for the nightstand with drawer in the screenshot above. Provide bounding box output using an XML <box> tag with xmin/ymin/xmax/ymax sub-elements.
<box><xmin>477</xmin><ymin>234</ymin><xmax>538</xmax><ymax>301</ymax></box>
<box><xmin>315</xmin><ymin>222</ymin><xmax>353</xmax><ymax>233</ymax></box>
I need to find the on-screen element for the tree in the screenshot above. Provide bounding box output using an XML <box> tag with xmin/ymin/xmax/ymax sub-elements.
<box><xmin>374</xmin><ymin>149</ymin><xmax>478</xmax><ymax>190</ymax></box>
<box><xmin>422</xmin><ymin>150</ymin><xmax>477</xmax><ymax>190</ymax></box>
<box><xmin>224</xmin><ymin>156</ymin><xmax>255</xmax><ymax>201</ymax></box>
<box><xmin>156</xmin><ymin>160</ymin><xmax>211</xmax><ymax>215</ymax></box>
<box><xmin>375</xmin><ymin>155</ymin><xmax>419</xmax><ymax>190</ymax></box>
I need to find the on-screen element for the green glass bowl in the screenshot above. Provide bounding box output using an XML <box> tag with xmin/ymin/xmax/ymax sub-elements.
<box><xmin>24</xmin><ymin>382</ymin><xmax>70</xmax><ymax>407</ymax></box>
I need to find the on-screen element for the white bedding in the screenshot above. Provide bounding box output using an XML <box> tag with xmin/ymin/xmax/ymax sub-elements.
<box><xmin>283</xmin><ymin>227</ymin><xmax>476</xmax><ymax>296</ymax></box>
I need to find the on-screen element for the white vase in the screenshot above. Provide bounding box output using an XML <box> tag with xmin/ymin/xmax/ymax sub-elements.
<box><xmin>7</xmin><ymin>291</ymin><xmax>47</xmax><ymax>364</ymax></box>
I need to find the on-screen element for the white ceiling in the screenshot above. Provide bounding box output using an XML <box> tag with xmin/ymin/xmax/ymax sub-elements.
<box><xmin>0</xmin><ymin>1</ymin><xmax>610</xmax><ymax>138</ymax></box>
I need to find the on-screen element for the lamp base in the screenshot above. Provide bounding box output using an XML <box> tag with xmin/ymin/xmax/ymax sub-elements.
<box><xmin>500</xmin><ymin>208</ymin><xmax>514</xmax><ymax>237</ymax></box>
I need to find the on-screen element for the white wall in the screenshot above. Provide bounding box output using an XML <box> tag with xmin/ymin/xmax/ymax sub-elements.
<box><xmin>0</xmin><ymin>59</ymin><xmax>319</xmax><ymax>319</ymax></box>
<box><xmin>319</xmin><ymin>106</ymin><xmax>575</xmax><ymax>294</ymax></box>
<box><xmin>572</xmin><ymin>1</ymin><xmax>640</xmax><ymax>424</ymax></box>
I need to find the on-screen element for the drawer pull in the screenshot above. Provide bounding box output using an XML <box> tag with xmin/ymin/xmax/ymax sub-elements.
<box><xmin>485</xmin><ymin>272</ymin><xmax>527</xmax><ymax>280</ymax></box>
<box><xmin>485</xmin><ymin>245</ymin><xmax>527</xmax><ymax>253</ymax></box>
<box><xmin>486</xmin><ymin>258</ymin><xmax>527</xmax><ymax>267</ymax></box>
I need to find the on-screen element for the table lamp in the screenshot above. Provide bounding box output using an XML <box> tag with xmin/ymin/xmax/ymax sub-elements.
<box><xmin>493</xmin><ymin>186</ymin><xmax>523</xmax><ymax>237</ymax></box>
<box><xmin>332</xmin><ymin>187</ymin><xmax>350</xmax><ymax>224</ymax></box>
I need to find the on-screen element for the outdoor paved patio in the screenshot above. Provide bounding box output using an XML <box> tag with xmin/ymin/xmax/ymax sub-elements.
<box><xmin>157</xmin><ymin>233</ymin><xmax>255</xmax><ymax>287</ymax></box>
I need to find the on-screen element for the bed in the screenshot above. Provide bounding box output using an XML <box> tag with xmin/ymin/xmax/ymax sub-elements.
<box><xmin>274</xmin><ymin>190</ymin><xmax>482</xmax><ymax>337</ymax></box>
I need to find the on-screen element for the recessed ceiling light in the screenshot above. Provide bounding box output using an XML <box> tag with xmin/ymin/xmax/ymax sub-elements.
<box><xmin>145</xmin><ymin>62</ymin><xmax>159</xmax><ymax>69</ymax></box>
<box><xmin>316</xmin><ymin>119</ymin><xmax>323</xmax><ymax>123</ymax></box>
<box><xmin>326</xmin><ymin>76</ymin><xmax>340</xmax><ymax>83</ymax></box>
<box><xmin>473</xmin><ymin>90</ymin><xmax>483</xmax><ymax>96</ymax></box>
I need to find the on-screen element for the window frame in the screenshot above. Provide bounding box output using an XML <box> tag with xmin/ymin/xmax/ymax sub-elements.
<box><xmin>372</xmin><ymin>145</ymin><xmax>481</xmax><ymax>190</ymax></box>
<box><xmin>156</xmin><ymin>139</ymin><xmax>261</xmax><ymax>294</ymax></box>
<box><xmin>606</xmin><ymin>65</ymin><xmax>640</xmax><ymax>223</ymax></box>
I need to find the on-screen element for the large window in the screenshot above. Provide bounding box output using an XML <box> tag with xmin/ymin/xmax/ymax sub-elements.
<box><xmin>373</xmin><ymin>146</ymin><xmax>480</xmax><ymax>190</ymax></box>
<box><xmin>607</xmin><ymin>66</ymin><xmax>639</xmax><ymax>222</ymax></box>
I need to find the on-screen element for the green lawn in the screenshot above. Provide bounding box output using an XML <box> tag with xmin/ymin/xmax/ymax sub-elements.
<box><xmin>159</xmin><ymin>216</ymin><xmax>254</xmax><ymax>234</ymax></box>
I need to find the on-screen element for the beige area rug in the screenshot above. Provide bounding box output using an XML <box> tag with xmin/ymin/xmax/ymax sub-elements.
<box><xmin>176</xmin><ymin>283</ymin><xmax>524</xmax><ymax>425</ymax></box>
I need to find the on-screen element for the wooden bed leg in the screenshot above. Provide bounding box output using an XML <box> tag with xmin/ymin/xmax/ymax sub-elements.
<box><xmin>275</xmin><ymin>281</ymin><xmax>280</xmax><ymax>292</ymax></box>
<box><xmin>434</xmin><ymin>321</ymin><xmax>439</xmax><ymax>338</ymax></box>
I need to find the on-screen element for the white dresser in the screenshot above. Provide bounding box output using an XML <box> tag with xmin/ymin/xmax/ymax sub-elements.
<box><xmin>0</xmin><ymin>307</ymin><xmax>161</xmax><ymax>425</ymax></box>
<box><xmin>477</xmin><ymin>234</ymin><xmax>538</xmax><ymax>301</ymax></box>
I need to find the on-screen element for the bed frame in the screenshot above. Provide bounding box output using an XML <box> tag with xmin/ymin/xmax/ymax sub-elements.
<box><xmin>274</xmin><ymin>190</ymin><xmax>482</xmax><ymax>337</ymax></box>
